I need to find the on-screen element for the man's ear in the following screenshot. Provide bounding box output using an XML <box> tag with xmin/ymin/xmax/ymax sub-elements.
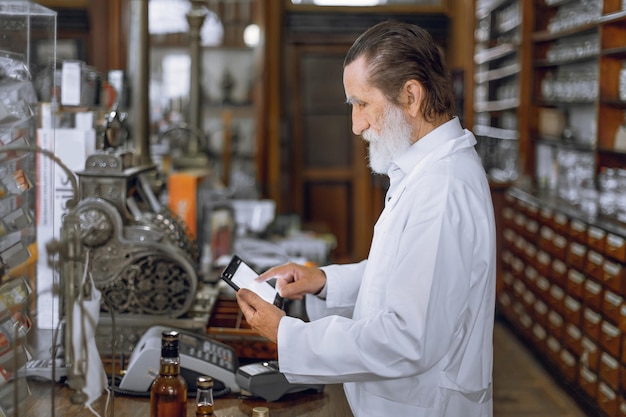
<box><xmin>403</xmin><ymin>80</ymin><xmax>423</xmax><ymax>118</ymax></box>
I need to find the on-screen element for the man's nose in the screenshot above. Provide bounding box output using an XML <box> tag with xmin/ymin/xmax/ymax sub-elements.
<box><xmin>351</xmin><ymin>108</ymin><xmax>369</xmax><ymax>136</ymax></box>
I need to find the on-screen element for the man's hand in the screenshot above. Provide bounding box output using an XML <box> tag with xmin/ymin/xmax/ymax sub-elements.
<box><xmin>257</xmin><ymin>262</ymin><xmax>327</xmax><ymax>300</ymax></box>
<box><xmin>236</xmin><ymin>288</ymin><xmax>286</xmax><ymax>343</ymax></box>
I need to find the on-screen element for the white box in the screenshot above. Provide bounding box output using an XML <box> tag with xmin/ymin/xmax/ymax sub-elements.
<box><xmin>36</xmin><ymin>126</ymin><xmax>95</xmax><ymax>329</ymax></box>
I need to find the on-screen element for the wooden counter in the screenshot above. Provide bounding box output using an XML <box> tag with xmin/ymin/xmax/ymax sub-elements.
<box><xmin>24</xmin><ymin>380</ymin><xmax>353</xmax><ymax>417</ymax></box>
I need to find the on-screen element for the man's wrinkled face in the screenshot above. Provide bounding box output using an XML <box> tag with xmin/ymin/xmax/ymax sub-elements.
<box><xmin>344</xmin><ymin>56</ymin><xmax>413</xmax><ymax>174</ymax></box>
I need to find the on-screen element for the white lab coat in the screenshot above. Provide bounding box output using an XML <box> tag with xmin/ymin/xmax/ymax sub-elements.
<box><xmin>277</xmin><ymin>117</ymin><xmax>496</xmax><ymax>417</ymax></box>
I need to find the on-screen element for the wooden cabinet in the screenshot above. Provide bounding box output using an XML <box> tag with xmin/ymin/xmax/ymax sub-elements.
<box><xmin>526</xmin><ymin>1</ymin><xmax>626</xmax><ymax>217</ymax></box>
<box><xmin>500</xmin><ymin>187</ymin><xmax>626</xmax><ymax>417</ymax></box>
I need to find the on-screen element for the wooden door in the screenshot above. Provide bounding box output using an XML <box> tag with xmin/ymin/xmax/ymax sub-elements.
<box><xmin>287</xmin><ymin>44</ymin><xmax>385</xmax><ymax>263</ymax></box>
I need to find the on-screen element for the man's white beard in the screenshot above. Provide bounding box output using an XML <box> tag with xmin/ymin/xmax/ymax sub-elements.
<box><xmin>362</xmin><ymin>104</ymin><xmax>413</xmax><ymax>174</ymax></box>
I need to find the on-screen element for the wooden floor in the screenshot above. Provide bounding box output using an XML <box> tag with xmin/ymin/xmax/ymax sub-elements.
<box><xmin>493</xmin><ymin>319</ymin><xmax>587</xmax><ymax>417</ymax></box>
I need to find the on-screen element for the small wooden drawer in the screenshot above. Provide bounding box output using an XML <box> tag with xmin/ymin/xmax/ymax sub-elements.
<box><xmin>546</xmin><ymin>335</ymin><xmax>561</xmax><ymax>364</ymax></box>
<box><xmin>551</xmin><ymin>259</ymin><xmax>568</xmax><ymax>288</ymax></box>
<box><xmin>552</xmin><ymin>233</ymin><xmax>568</xmax><ymax>260</ymax></box>
<box><xmin>598</xmin><ymin>382</ymin><xmax>619</xmax><ymax>417</ymax></box>
<box><xmin>523</xmin><ymin>265</ymin><xmax>538</xmax><ymax>289</ymax></box>
<box><xmin>579</xmin><ymin>365</ymin><xmax>598</xmax><ymax>400</ymax></box>
<box><xmin>585</xmin><ymin>250</ymin><xmax>605</xmax><ymax>282</ymax></box>
<box><xmin>533</xmin><ymin>299</ymin><xmax>549</xmax><ymax>328</ymax></box>
<box><xmin>503</xmin><ymin>227</ymin><xmax>516</xmax><ymax>247</ymax></box>
<box><xmin>552</xmin><ymin>211</ymin><xmax>569</xmax><ymax>235</ymax></box>
<box><xmin>564</xmin><ymin>323</ymin><xmax>583</xmax><ymax>357</ymax></box>
<box><xmin>511</xmin><ymin>256</ymin><xmax>525</xmax><ymax>280</ymax></box>
<box><xmin>583</xmin><ymin>279</ymin><xmax>604</xmax><ymax>312</ymax></box>
<box><xmin>603</xmin><ymin>260</ymin><xmax>625</xmax><ymax>294</ymax></box>
<box><xmin>567</xmin><ymin>242</ymin><xmax>587</xmax><ymax>271</ymax></box>
<box><xmin>549</xmin><ymin>285</ymin><xmax>565</xmax><ymax>315</ymax></box>
<box><xmin>518</xmin><ymin>313</ymin><xmax>533</xmax><ymax>338</ymax></box>
<box><xmin>536</xmin><ymin>250</ymin><xmax>552</xmax><ymax>278</ymax></box>
<box><xmin>539</xmin><ymin>207</ymin><xmax>553</xmax><ymax>223</ymax></box>
<box><xmin>607</xmin><ymin>233</ymin><xmax>626</xmax><ymax>263</ymax></box>
<box><xmin>502</xmin><ymin>206</ymin><xmax>515</xmax><ymax>228</ymax></box>
<box><xmin>524</xmin><ymin>219</ymin><xmax>539</xmax><ymax>240</ymax></box>
<box><xmin>570</xmin><ymin>219</ymin><xmax>588</xmax><ymax>244</ymax></box>
<box><xmin>587</xmin><ymin>226</ymin><xmax>607</xmax><ymax>254</ymax></box>
<box><xmin>599</xmin><ymin>321</ymin><xmax>622</xmax><ymax>358</ymax></box>
<box><xmin>531</xmin><ymin>323</ymin><xmax>547</xmax><ymax>348</ymax></box>
<box><xmin>539</xmin><ymin>226</ymin><xmax>554</xmax><ymax>253</ymax></box>
<box><xmin>498</xmin><ymin>292</ymin><xmax>515</xmax><ymax>320</ymax></box>
<box><xmin>599</xmin><ymin>352</ymin><xmax>620</xmax><ymax>391</ymax></box>
<box><xmin>567</xmin><ymin>269</ymin><xmax>586</xmax><ymax>300</ymax></box>
<box><xmin>559</xmin><ymin>349</ymin><xmax>578</xmax><ymax>383</ymax></box>
<box><xmin>547</xmin><ymin>310</ymin><xmax>564</xmax><ymax>339</ymax></box>
<box><xmin>563</xmin><ymin>296</ymin><xmax>582</xmax><ymax>327</ymax></box>
<box><xmin>513</xmin><ymin>278</ymin><xmax>526</xmax><ymax>299</ymax></box>
<box><xmin>513</xmin><ymin>234</ymin><xmax>526</xmax><ymax>257</ymax></box>
<box><xmin>583</xmin><ymin>309</ymin><xmax>602</xmax><ymax>345</ymax></box>
<box><xmin>582</xmin><ymin>336</ymin><xmax>600</xmax><ymax>371</ymax></box>
<box><xmin>535</xmin><ymin>276</ymin><xmax>551</xmax><ymax>301</ymax></box>
<box><xmin>513</xmin><ymin>212</ymin><xmax>526</xmax><ymax>234</ymax></box>
<box><xmin>511</xmin><ymin>299</ymin><xmax>524</xmax><ymax>318</ymax></box>
<box><xmin>524</xmin><ymin>201</ymin><xmax>539</xmax><ymax>220</ymax></box>
<box><xmin>604</xmin><ymin>291</ymin><xmax>624</xmax><ymax>326</ymax></box>
<box><xmin>522</xmin><ymin>289</ymin><xmax>536</xmax><ymax>310</ymax></box>
<box><xmin>523</xmin><ymin>242</ymin><xmax>537</xmax><ymax>264</ymax></box>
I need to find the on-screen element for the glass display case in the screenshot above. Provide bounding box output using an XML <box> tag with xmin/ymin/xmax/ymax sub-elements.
<box><xmin>0</xmin><ymin>1</ymin><xmax>56</xmax><ymax>415</ymax></box>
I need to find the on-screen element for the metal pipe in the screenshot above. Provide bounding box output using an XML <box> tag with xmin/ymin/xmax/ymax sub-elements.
<box><xmin>127</xmin><ymin>0</ymin><xmax>152</xmax><ymax>166</ymax></box>
<box><xmin>186</xmin><ymin>0</ymin><xmax>208</xmax><ymax>155</ymax></box>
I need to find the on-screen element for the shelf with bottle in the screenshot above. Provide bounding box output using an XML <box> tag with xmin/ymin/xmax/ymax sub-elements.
<box><xmin>475</xmin><ymin>0</ymin><xmax>518</xmax><ymax>20</ymax></box>
<box><xmin>529</xmin><ymin>1</ymin><xmax>606</xmax><ymax>174</ymax></box>
<box><xmin>597</xmin><ymin>10</ymin><xmax>626</xmax><ymax>154</ymax></box>
<box><xmin>473</xmin><ymin>0</ymin><xmax>527</xmax><ymax>183</ymax></box>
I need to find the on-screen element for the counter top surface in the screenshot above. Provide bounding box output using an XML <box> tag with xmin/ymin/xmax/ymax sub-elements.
<box><xmin>25</xmin><ymin>380</ymin><xmax>353</xmax><ymax>417</ymax></box>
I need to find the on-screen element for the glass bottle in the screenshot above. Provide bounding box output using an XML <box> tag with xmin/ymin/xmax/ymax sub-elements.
<box><xmin>150</xmin><ymin>330</ymin><xmax>188</xmax><ymax>417</ymax></box>
<box><xmin>195</xmin><ymin>376</ymin><xmax>214</xmax><ymax>416</ymax></box>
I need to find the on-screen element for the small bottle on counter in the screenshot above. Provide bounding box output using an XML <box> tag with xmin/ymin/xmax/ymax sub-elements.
<box><xmin>150</xmin><ymin>330</ymin><xmax>188</xmax><ymax>417</ymax></box>
<box><xmin>195</xmin><ymin>376</ymin><xmax>214</xmax><ymax>416</ymax></box>
<box><xmin>252</xmin><ymin>406</ymin><xmax>269</xmax><ymax>417</ymax></box>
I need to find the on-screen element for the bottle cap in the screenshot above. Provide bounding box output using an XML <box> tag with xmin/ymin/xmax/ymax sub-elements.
<box><xmin>161</xmin><ymin>330</ymin><xmax>180</xmax><ymax>358</ymax></box>
<box><xmin>196</xmin><ymin>375</ymin><xmax>214</xmax><ymax>389</ymax></box>
<box><xmin>252</xmin><ymin>406</ymin><xmax>269</xmax><ymax>417</ymax></box>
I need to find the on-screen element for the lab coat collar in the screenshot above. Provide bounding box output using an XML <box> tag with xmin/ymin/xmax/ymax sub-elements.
<box><xmin>388</xmin><ymin>116</ymin><xmax>469</xmax><ymax>179</ymax></box>
<box><xmin>385</xmin><ymin>117</ymin><xmax>475</xmax><ymax>206</ymax></box>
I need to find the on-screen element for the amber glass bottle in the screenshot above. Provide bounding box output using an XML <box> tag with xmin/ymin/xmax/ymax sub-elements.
<box><xmin>150</xmin><ymin>330</ymin><xmax>188</xmax><ymax>417</ymax></box>
<box><xmin>195</xmin><ymin>376</ymin><xmax>214</xmax><ymax>416</ymax></box>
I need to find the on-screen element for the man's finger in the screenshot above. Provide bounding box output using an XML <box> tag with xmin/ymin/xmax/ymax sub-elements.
<box><xmin>236</xmin><ymin>288</ymin><xmax>257</xmax><ymax>315</ymax></box>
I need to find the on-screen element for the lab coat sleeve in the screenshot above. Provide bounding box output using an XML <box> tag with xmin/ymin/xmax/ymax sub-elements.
<box><xmin>304</xmin><ymin>260</ymin><xmax>367</xmax><ymax>321</ymax></box>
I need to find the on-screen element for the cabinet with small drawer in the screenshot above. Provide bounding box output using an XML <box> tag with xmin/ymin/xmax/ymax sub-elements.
<box><xmin>499</xmin><ymin>187</ymin><xmax>626</xmax><ymax>416</ymax></box>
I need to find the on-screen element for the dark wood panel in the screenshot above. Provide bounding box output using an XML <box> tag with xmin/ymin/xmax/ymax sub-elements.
<box><xmin>304</xmin><ymin>182</ymin><xmax>351</xmax><ymax>261</ymax></box>
<box><xmin>303</xmin><ymin>115</ymin><xmax>352</xmax><ymax>168</ymax></box>
<box><xmin>301</xmin><ymin>54</ymin><xmax>347</xmax><ymax>114</ymax></box>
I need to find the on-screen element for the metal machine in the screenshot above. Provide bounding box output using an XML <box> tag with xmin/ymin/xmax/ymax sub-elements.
<box><xmin>73</xmin><ymin>147</ymin><xmax>198</xmax><ymax>318</ymax></box>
